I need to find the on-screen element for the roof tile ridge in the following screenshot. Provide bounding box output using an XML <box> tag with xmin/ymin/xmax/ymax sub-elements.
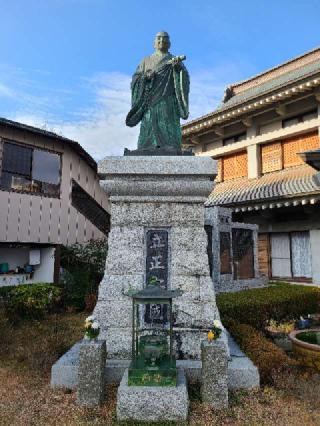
<box><xmin>230</xmin><ymin>46</ymin><xmax>320</xmax><ymax>90</ymax></box>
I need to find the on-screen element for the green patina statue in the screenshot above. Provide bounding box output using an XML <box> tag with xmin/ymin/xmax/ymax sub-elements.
<box><xmin>125</xmin><ymin>31</ymin><xmax>190</xmax><ymax>155</ymax></box>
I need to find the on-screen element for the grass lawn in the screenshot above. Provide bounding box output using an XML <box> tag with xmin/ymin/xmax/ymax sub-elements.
<box><xmin>0</xmin><ymin>310</ymin><xmax>320</xmax><ymax>425</ymax></box>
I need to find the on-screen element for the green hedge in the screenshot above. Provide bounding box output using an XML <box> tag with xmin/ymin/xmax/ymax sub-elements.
<box><xmin>228</xmin><ymin>321</ymin><xmax>297</xmax><ymax>384</ymax></box>
<box><xmin>217</xmin><ymin>283</ymin><xmax>320</xmax><ymax>330</ymax></box>
<box><xmin>60</xmin><ymin>239</ymin><xmax>107</xmax><ymax>310</ymax></box>
<box><xmin>1</xmin><ymin>283</ymin><xmax>62</xmax><ymax>321</ymax></box>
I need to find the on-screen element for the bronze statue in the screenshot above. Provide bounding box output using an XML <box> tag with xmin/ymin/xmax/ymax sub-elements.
<box><xmin>125</xmin><ymin>31</ymin><xmax>190</xmax><ymax>155</ymax></box>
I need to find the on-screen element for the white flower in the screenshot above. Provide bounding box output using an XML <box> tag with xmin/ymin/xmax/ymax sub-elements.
<box><xmin>213</xmin><ymin>320</ymin><xmax>222</xmax><ymax>329</ymax></box>
<box><xmin>91</xmin><ymin>321</ymin><xmax>100</xmax><ymax>330</ymax></box>
<box><xmin>86</xmin><ymin>315</ymin><xmax>95</xmax><ymax>322</ymax></box>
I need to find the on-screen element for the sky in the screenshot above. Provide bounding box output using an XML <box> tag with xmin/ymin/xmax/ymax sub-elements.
<box><xmin>0</xmin><ymin>0</ymin><xmax>319</xmax><ymax>160</ymax></box>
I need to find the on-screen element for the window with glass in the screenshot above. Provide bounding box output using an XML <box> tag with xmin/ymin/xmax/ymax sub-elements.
<box><xmin>1</xmin><ymin>141</ymin><xmax>61</xmax><ymax>196</ymax></box>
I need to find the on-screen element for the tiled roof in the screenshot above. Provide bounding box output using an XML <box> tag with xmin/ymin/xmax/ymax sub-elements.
<box><xmin>206</xmin><ymin>165</ymin><xmax>320</xmax><ymax>207</ymax></box>
<box><xmin>230</xmin><ymin>46</ymin><xmax>320</xmax><ymax>91</ymax></box>
<box><xmin>299</xmin><ymin>148</ymin><xmax>320</xmax><ymax>171</ymax></box>
<box><xmin>0</xmin><ymin>117</ymin><xmax>97</xmax><ymax>172</ymax></box>
<box><xmin>182</xmin><ymin>50</ymin><xmax>320</xmax><ymax>134</ymax></box>
<box><xmin>215</xmin><ymin>59</ymin><xmax>320</xmax><ymax>113</ymax></box>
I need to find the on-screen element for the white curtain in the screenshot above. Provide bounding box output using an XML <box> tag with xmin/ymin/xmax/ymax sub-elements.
<box><xmin>291</xmin><ymin>231</ymin><xmax>312</xmax><ymax>278</ymax></box>
<box><xmin>271</xmin><ymin>233</ymin><xmax>292</xmax><ymax>277</ymax></box>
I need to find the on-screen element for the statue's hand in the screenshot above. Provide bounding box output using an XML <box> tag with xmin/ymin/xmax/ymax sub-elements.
<box><xmin>168</xmin><ymin>55</ymin><xmax>186</xmax><ymax>70</ymax></box>
<box><xmin>171</xmin><ymin>57</ymin><xmax>182</xmax><ymax>70</ymax></box>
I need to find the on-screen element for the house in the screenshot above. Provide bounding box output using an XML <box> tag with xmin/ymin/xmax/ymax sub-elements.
<box><xmin>182</xmin><ymin>47</ymin><xmax>320</xmax><ymax>285</ymax></box>
<box><xmin>0</xmin><ymin>118</ymin><xmax>110</xmax><ymax>286</ymax></box>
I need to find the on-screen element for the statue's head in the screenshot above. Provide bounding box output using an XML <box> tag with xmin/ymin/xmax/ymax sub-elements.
<box><xmin>154</xmin><ymin>31</ymin><xmax>171</xmax><ymax>53</ymax></box>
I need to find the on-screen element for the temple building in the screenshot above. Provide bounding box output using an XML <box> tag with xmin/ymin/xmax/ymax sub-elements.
<box><xmin>182</xmin><ymin>47</ymin><xmax>320</xmax><ymax>285</ymax></box>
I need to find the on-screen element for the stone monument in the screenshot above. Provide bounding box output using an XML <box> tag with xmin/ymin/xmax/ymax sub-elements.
<box><xmin>51</xmin><ymin>32</ymin><xmax>260</xmax><ymax>413</ymax></box>
<box><xmin>93</xmin><ymin>30</ymin><xmax>222</xmax><ymax>364</ymax></box>
<box><xmin>94</xmin><ymin>156</ymin><xmax>221</xmax><ymax>361</ymax></box>
<box><xmin>91</xmin><ymin>31</ymin><xmax>227</xmax><ymax>421</ymax></box>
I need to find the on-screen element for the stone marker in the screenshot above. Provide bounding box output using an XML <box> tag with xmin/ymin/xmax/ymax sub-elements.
<box><xmin>94</xmin><ymin>155</ymin><xmax>220</xmax><ymax>361</ymax></box>
<box><xmin>201</xmin><ymin>339</ymin><xmax>228</xmax><ymax>409</ymax></box>
<box><xmin>76</xmin><ymin>340</ymin><xmax>106</xmax><ymax>407</ymax></box>
<box><xmin>117</xmin><ymin>369</ymin><xmax>189</xmax><ymax>422</ymax></box>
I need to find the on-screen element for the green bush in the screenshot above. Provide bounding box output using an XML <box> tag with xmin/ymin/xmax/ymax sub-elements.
<box><xmin>3</xmin><ymin>283</ymin><xmax>62</xmax><ymax>321</ymax></box>
<box><xmin>228</xmin><ymin>321</ymin><xmax>297</xmax><ymax>384</ymax></box>
<box><xmin>217</xmin><ymin>283</ymin><xmax>320</xmax><ymax>330</ymax></box>
<box><xmin>60</xmin><ymin>239</ymin><xmax>107</xmax><ymax>310</ymax></box>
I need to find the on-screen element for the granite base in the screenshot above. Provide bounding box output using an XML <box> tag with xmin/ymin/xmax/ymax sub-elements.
<box><xmin>116</xmin><ymin>369</ymin><xmax>189</xmax><ymax>422</ymax></box>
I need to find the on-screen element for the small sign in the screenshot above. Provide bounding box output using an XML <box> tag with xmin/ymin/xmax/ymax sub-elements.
<box><xmin>145</xmin><ymin>229</ymin><xmax>169</xmax><ymax>324</ymax></box>
<box><xmin>145</xmin><ymin>230</ymin><xmax>168</xmax><ymax>289</ymax></box>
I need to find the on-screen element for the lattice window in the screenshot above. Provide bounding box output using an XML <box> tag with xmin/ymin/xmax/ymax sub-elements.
<box><xmin>222</xmin><ymin>151</ymin><xmax>247</xmax><ymax>181</ymax></box>
<box><xmin>261</xmin><ymin>142</ymin><xmax>282</xmax><ymax>173</ymax></box>
<box><xmin>283</xmin><ymin>131</ymin><xmax>319</xmax><ymax>168</ymax></box>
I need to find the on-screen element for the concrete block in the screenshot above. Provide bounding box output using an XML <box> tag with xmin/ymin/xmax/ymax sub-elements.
<box><xmin>227</xmin><ymin>332</ymin><xmax>260</xmax><ymax>390</ymax></box>
<box><xmin>51</xmin><ymin>341</ymin><xmax>81</xmax><ymax>389</ymax></box>
<box><xmin>76</xmin><ymin>340</ymin><xmax>106</xmax><ymax>407</ymax></box>
<box><xmin>116</xmin><ymin>369</ymin><xmax>189</xmax><ymax>422</ymax></box>
<box><xmin>51</xmin><ymin>331</ymin><xmax>260</xmax><ymax>391</ymax></box>
<box><xmin>201</xmin><ymin>339</ymin><xmax>228</xmax><ymax>409</ymax></box>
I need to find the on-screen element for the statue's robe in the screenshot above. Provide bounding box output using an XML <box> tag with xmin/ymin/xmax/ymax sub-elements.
<box><xmin>126</xmin><ymin>51</ymin><xmax>189</xmax><ymax>151</ymax></box>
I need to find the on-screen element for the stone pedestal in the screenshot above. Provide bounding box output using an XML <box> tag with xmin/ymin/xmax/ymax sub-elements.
<box><xmin>116</xmin><ymin>369</ymin><xmax>189</xmax><ymax>422</ymax></box>
<box><xmin>93</xmin><ymin>156</ymin><xmax>220</xmax><ymax>361</ymax></box>
<box><xmin>76</xmin><ymin>340</ymin><xmax>106</xmax><ymax>407</ymax></box>
<box><xmin>201</xmin><ymin>339</ymin><xmax>228</xmax><ymax>409</ymax></box>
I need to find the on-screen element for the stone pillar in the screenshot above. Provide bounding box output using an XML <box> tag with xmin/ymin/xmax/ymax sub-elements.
<box><xmin>201</xmin><ymin>339</ymin><xmax>228</xmax><ymax>409</ymax></box>
<box><xmin>94</xmin><ymin>156</ymin><xmax>221</xmax><ymax>361</ymax></box>
<box><xmin>77</xmin><ymin>340</ymin><xmax>106</xmax><ymax>407</ymax></box>
<box><xmin>310</xmin><ymin>229</ymin><xmax>320</xmax><ymax>285</ymax></box>
<box><xmin>247</xmin><ymin>144</ymin><xmax>261</xmax><ymax>179</ymax></box>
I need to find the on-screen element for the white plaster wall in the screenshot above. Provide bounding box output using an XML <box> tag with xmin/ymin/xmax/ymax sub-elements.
<box><xmin>247</xmin><ymin>144</ymin><xmax>261</xmax><ymax>179</ymax></box>
<box><xmin>32</xmin><ymin>247</ymin><xmax>55</xmax><ymax>283</ymax></box>
<box><xmin>310</xmin><ymin>230</ymin><xmax>320</xmax><ymax>285</ymax></box>
<box><xmin>259</xmin><ymin>120</ymin><xmax>281</xmax><ymax>135</ymax></box>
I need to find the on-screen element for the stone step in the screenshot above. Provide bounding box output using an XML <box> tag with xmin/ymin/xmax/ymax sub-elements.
<box><xmin>51</xmin><ymin>334</ymin><xmax>259</xmax><ymax>390</ymax></box>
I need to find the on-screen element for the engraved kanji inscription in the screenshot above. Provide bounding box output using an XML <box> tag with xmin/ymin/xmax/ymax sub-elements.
<box><xmin>145</xmin><ymin>229</ymin><xmax>168</xmax><ymax>289</ymax></box>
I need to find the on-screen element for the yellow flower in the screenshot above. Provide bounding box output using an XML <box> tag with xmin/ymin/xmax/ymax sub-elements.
<box><xmin>207</xmin><ymin>330</ymin><xmax>215</xmax><ymax>342</ymax></box>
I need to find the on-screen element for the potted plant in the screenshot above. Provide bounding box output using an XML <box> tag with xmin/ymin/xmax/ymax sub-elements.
<box><xmin>265</xmin><ymin>319</ymin><xmax>295</xmax><ymax>351</ymax></box>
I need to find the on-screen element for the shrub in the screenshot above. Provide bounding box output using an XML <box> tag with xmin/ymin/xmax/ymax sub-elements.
<box><xmin>228</xmin><ymin>321</ymin><xmax>297</xmax><ymax>384</ymax></box>
<box><xmin>60</xmin><ymin>268</ymin><xmax>91</xmax><ymax>310</ymax></box>
<box><xmin>4</xmin><ymin>283</ymin><xmax>62</xmax><ymax>322</ymax></box>
<box><xmin>84</xmin><ymin>293</ymin><xmax>98</xmax><ymax>312</ymax></box>
<box><xmin>217</xmin><ymin>283</ymin><xmax>320</xmax><ymax>330</ymax></box>
<box><xmin>60</xmin><ymin>239</ymin><xmax>107</xmax><ymax>310</ymax></box>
